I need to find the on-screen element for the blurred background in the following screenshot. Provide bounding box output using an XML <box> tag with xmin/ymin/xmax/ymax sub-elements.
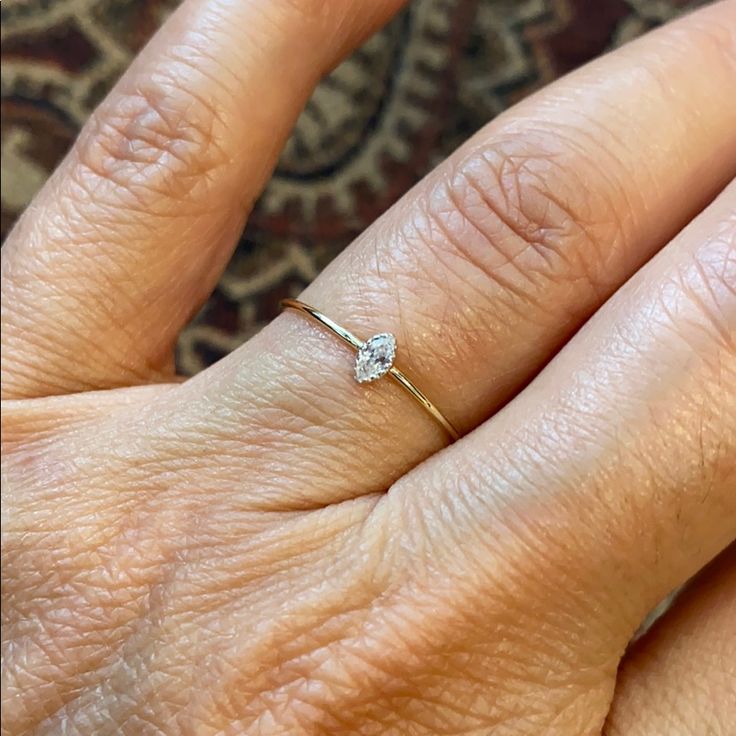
<box><xmin>1</xmin><ymin>0</ymin><xmax>704</xmax><ymax>374</ymax></box>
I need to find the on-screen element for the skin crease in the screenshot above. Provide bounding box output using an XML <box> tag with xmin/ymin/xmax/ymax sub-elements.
<box><xmin>1</xmin><ymin>1</ymin><xmax>735</xmax><ymax>735</ymax></box>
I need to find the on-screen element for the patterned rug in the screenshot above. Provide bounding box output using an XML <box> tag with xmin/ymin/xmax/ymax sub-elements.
<box><xmin>1</xmin><ymin>0</ymin><xmax>703</xmax><ymax>374</ymax></box>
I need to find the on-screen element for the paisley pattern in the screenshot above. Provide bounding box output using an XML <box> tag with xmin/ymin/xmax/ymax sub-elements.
<box><xmin>1</xmin><ymin>0</ymin><xmax>704</xmax><ymax>374</ymax></box>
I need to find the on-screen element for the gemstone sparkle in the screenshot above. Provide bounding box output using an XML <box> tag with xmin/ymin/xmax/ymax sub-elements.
<box><xmin>354</xmin><ymin>333</ymin><xmax>397</xmax><ymax>383</ymax></box>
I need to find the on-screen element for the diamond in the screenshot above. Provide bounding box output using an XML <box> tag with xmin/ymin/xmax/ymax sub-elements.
<box><xmin>354</xmin><ymin>333</ymin><xmax>397</xmax><ymax>383</ymax></box>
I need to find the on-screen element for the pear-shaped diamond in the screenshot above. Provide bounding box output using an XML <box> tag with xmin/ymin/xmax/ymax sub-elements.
<box><xmin>354</xmin><ymin>333</ymin><xmax>396</xmax><ymax>383</ymax></box>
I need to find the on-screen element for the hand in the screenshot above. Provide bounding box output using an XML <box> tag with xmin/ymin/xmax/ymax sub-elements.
<box><xmin>2</xmin><ymin>1</ymin><xmax>735</xmax><ymax>734</ymax></box>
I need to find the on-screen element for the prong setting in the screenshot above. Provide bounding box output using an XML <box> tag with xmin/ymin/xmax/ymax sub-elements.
<box><xmin>354</xmin><ymin>333</ymin><xmax>396</xmax><ymax>383</ymax></box>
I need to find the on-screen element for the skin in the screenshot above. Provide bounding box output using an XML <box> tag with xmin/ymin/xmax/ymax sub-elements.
<box><xmin>606</xmin><ymin>546</ymin><xmax>736</xmax><ymax>735</ymax></box>
<box><xmin>1</xmin><ymin>0</ymin><xmax>735</xmax><ymax>734</ymax></box>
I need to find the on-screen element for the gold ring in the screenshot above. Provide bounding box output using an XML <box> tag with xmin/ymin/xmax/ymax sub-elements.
<box><xmin>281</xmin><ymin>299</ymin><xmax>460</xmax><ymax>442</ymax></box>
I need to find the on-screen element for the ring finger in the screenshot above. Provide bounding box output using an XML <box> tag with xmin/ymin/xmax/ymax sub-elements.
<box><xmin>169</xmin><ymin>2</ymin><xmax>736</xmax><ymax>507</ymax></box>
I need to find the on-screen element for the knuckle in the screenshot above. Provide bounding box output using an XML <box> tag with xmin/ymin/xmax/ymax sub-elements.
<box><xmin>72</xmin><ymin>54</ymin><xmax>230</xmax><ymax>212</ymax></box>
<box><xmin>425</xmin><ymin>132</ymin><xmax>624</xmax><ymax>305</ymax></box>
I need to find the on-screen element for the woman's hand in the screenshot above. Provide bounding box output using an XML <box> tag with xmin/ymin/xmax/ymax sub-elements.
<box><xmin>2</xmin><ymin>1</ymin><xmax>735</xmax><ymax>733</ymax></box>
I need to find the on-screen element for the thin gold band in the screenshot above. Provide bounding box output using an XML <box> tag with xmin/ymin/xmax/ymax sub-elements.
<box><xmin>281</xmin><ymin>298</ymin><xmax>460</xmax><ymax>442</ymax></box>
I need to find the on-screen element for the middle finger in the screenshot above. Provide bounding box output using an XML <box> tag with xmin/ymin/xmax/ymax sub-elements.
<box><xmin>177</xmin><ymin>2</ymin><xmax>736</xmax><ymax>507</ymax></box>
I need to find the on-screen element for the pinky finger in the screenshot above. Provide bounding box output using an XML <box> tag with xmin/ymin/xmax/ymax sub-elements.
<box><xmin>605</xmin><ymin>545</ymin><xmax>736</xmax><ymax>736</ymax></box>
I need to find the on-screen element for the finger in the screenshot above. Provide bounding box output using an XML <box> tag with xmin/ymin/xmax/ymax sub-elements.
<box><xmin>382</xmin><ymin>176</ymin><xmax>735</xmax><ymax>730</ymax></box>
<box><xmin>174</xmin><ymin>2</ymin><xmax>736</xmax><ymax>506</ymax></box>
<box><xmin>605</xmin><ymin>545</ymin><xmax>736</xmax><ymax>735</ymax></box>
<box><xmin>0</xmin><ymin>0</ymin><xmax>405</xmax><ymax>399</ymax></box>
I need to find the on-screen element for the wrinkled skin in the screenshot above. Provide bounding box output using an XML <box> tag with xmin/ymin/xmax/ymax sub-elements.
<box><xmin>2</xmin><ymin>1</ymin><xmax>735</xmax><ymax>734</ymax></box>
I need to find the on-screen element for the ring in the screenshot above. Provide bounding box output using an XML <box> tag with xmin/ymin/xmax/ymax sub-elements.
<box><xmin>281</xmin><ymin>299</ymin><xmax>460</xmax><ymax>442</ymax></box>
